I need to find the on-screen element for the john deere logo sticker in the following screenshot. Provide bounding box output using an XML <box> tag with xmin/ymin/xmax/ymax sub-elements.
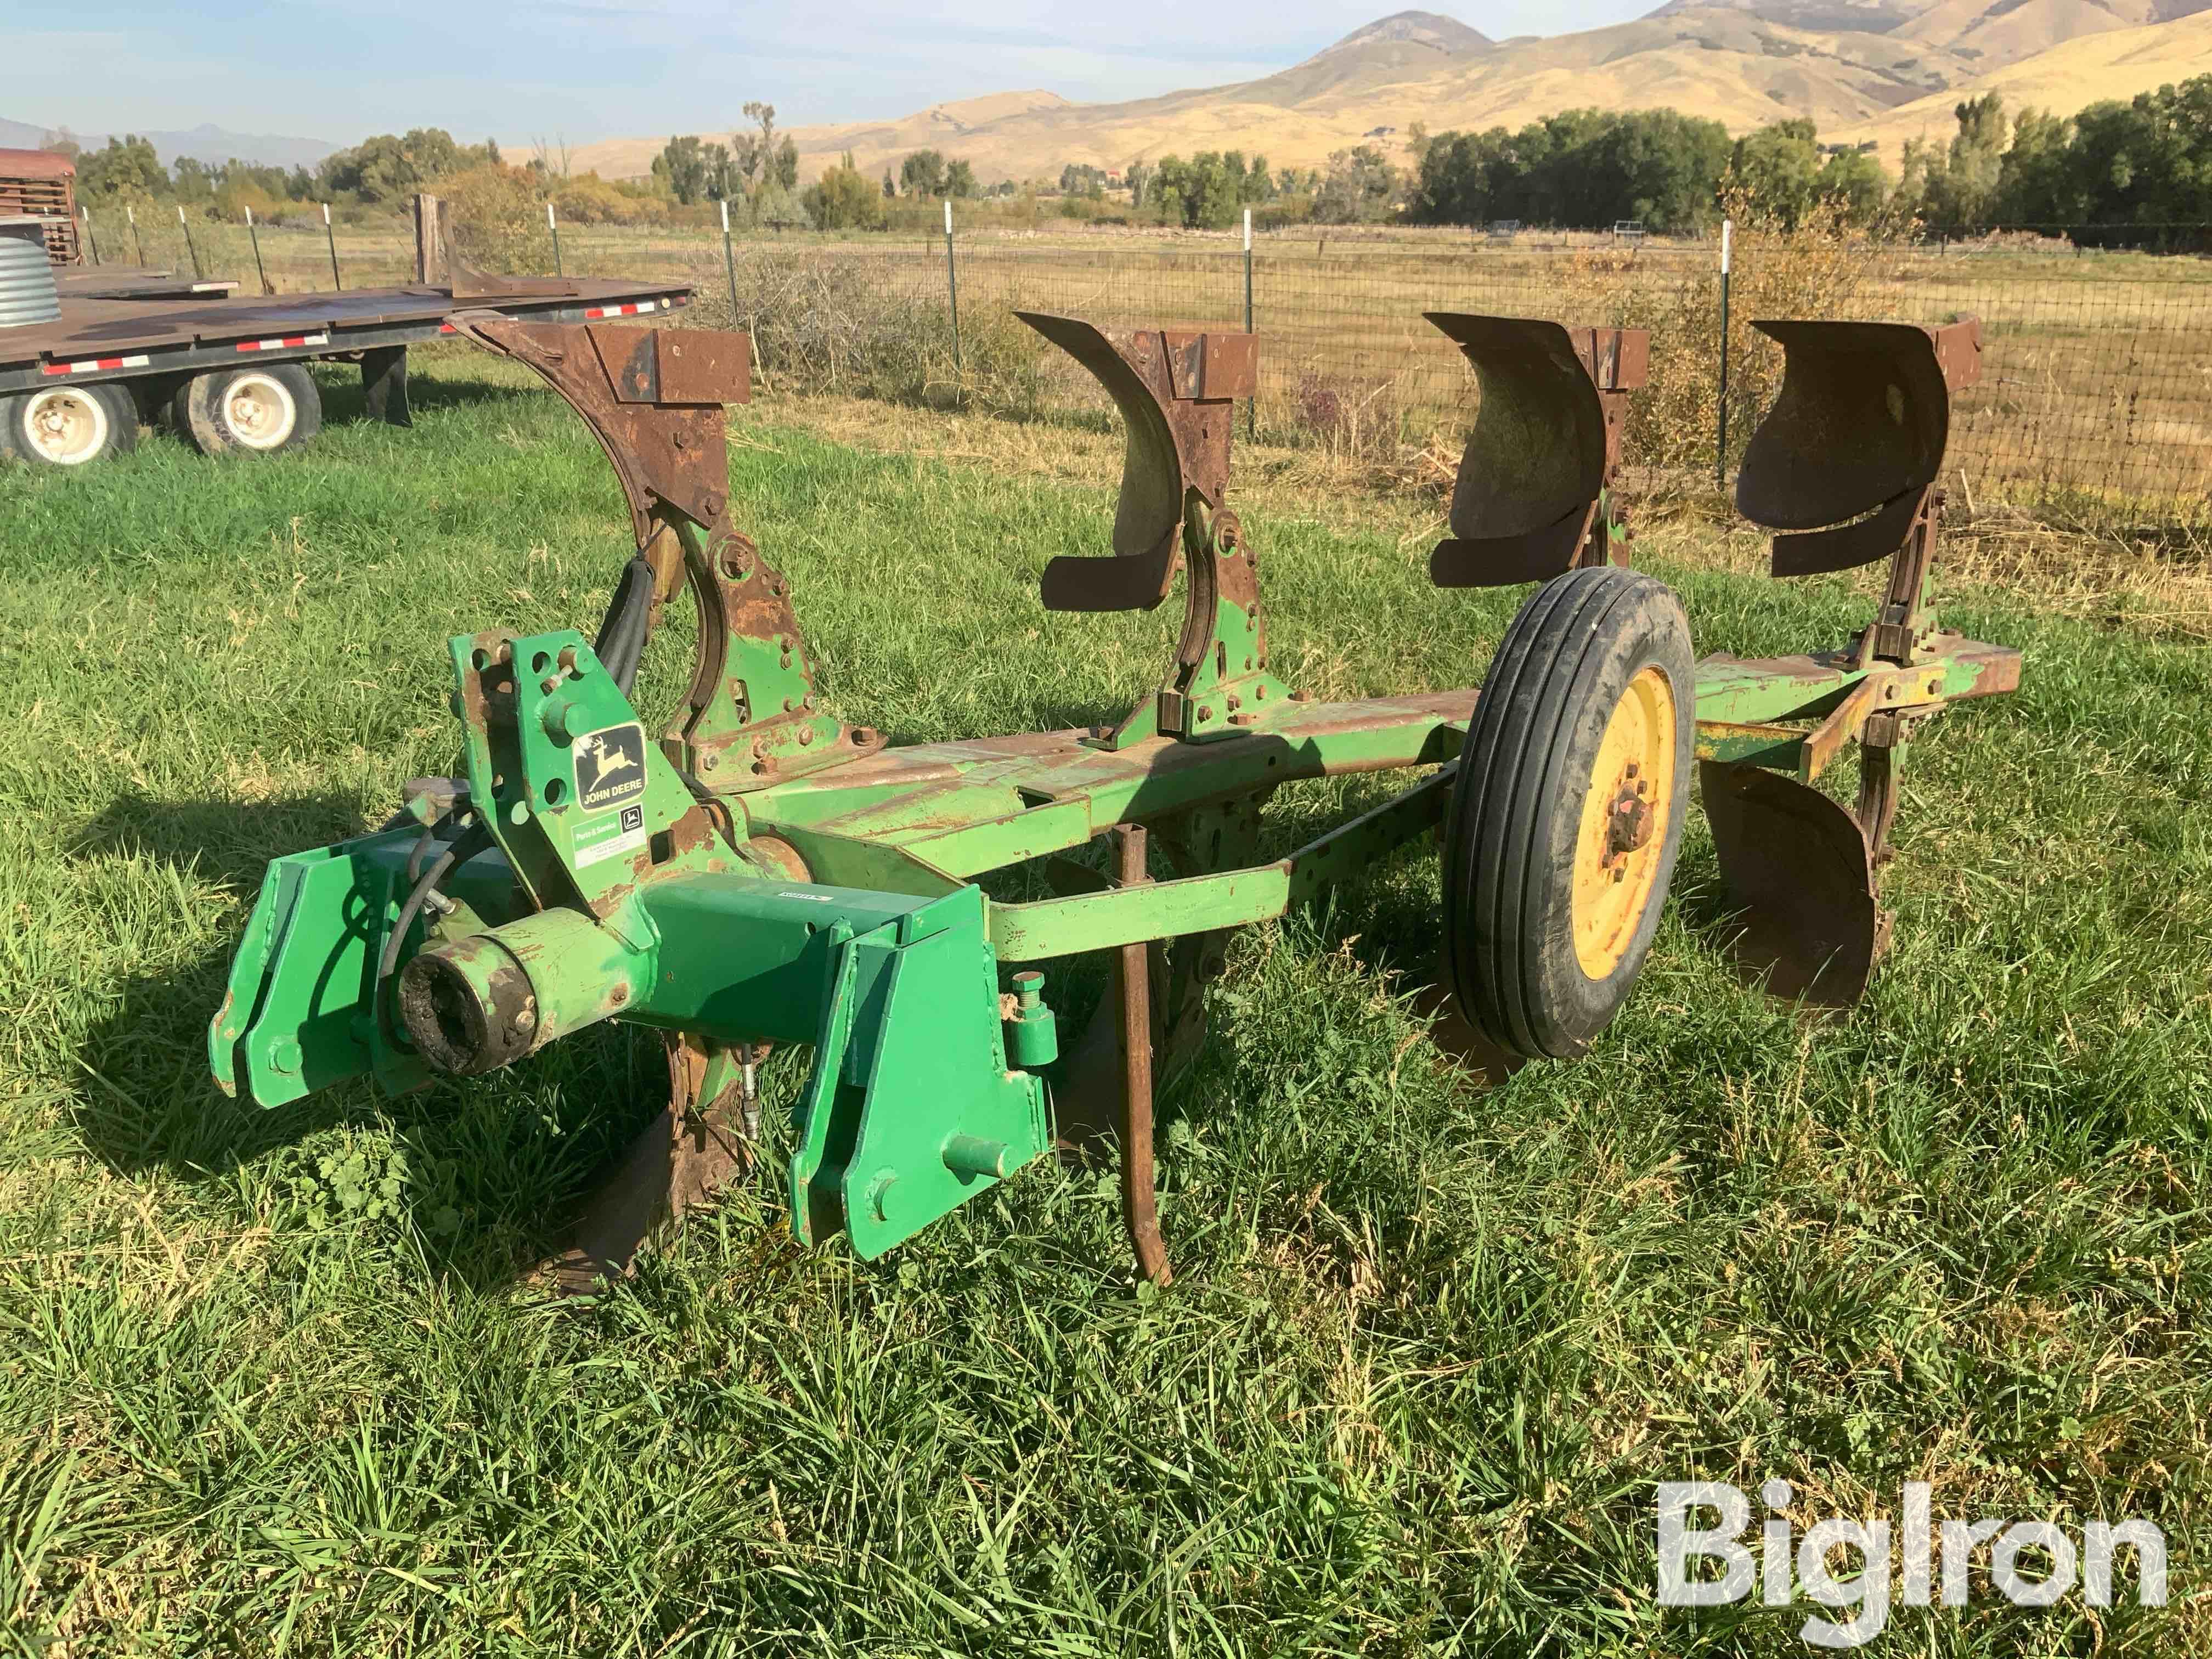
<box><xmin>576</xmin><ymin>723</ymin><xmax>648</xmax><ymax>814</ymax></box>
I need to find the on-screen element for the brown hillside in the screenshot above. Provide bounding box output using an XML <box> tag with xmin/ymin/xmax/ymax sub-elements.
<box><xmin>561</xmin><ymin>3</ymin><xmax>2212</xmax><ymax>189</ymax></box>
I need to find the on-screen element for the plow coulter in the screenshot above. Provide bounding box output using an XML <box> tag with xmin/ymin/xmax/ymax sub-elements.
<box><xmin>209</xmin><ymin>306</ymin><xmax>2019</xmax><ymax>1290</ymax></box>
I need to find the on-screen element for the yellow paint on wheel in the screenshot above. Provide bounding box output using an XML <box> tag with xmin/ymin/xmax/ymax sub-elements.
<box><xmin>1571</xmin><ymin>665</ymin><xmax>1677</xmax><ymax>979</ymax></box>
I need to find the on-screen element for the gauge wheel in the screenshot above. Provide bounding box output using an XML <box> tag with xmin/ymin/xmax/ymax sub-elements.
<box><xmin>1442</xmin><ymin>565</ymin><xmax>1695</xmax><ymax>1059</ymax></box>
<box><xmin>1</xmin><ymin>381</ymin><xmax>138</xmax><ymax>467</ymax></box>
<box><xmin>174</xmin><ymin>362</ymin><xmax>323</xmax><ymax>456</ymax></box>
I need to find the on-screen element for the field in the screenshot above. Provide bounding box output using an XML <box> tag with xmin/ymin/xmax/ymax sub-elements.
<box><xmin>3</xmin><ymin>345</ymin><xmax>2212</xmax><ymax>1653</ymax></box>
<box><xmin>75</xmin><ymin>215</ymin><xmax>2212</xmax><ymax>531</ymax></box>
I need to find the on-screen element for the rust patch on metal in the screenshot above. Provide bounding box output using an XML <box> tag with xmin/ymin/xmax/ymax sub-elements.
<box><xmin>1424</xmin><ymin>314</ymin><xmax>1649</xmax><ymax>588</ymax></box>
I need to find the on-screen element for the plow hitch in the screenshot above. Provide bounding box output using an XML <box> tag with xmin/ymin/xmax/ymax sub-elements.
<box><xmin>208</xmin><ymin>304</ymin><xmax>2021</xmax><ymax>1294</ymax></box>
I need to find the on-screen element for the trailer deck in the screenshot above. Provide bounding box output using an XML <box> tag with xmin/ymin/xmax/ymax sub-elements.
<box><xmin>1</xmin><ymin>275</ymin><xmax>691</xmax><ymax>393</ymax></box>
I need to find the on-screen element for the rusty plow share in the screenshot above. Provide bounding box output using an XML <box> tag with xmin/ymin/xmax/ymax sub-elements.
<box><xmin>208</xmin><ymin>307</ymin><xmax>2018</xmax><ymax>1293</ymax></box>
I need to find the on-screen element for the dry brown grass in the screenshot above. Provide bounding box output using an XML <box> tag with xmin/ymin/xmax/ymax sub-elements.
<box><xmin>743</xmin><ymin>387</ymin><xmax>2212</xmax><ymax>640</ymax></box>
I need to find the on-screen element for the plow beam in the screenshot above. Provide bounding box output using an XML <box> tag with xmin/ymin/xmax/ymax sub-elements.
<box><xmin>1425</xmin><ymin>314</ymin><xmax>1647</xmax><ymax>588</ymax></box>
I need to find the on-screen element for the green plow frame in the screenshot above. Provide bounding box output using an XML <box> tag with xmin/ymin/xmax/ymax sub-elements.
<box><xmin>211</xmin><ymin>308</ymin><xmax>2019</xmax><ymax>1290</ymax></box>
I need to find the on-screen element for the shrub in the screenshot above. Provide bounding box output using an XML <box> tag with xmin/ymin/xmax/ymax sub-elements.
<box><xmin>684</xmin><ymin>246</ymin><xmax>1045</xmax><ymax>414</ymax></box>
<box><xmin>437</xmin><ymin>163</ymin><xmax>554</xmax><ymax>273</ymax></box>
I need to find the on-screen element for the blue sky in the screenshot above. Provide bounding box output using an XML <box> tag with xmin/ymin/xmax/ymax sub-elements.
<box><xmin>4</xmin><ymin>0</ymin><xmax>1655</xmax><ymax>147</ymax></box>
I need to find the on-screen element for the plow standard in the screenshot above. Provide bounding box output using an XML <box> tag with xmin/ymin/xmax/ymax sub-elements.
<box><xmin>211</xmin><ymin>307</ymin><xmax>2019</xmax><ymax>1289</ymax></box>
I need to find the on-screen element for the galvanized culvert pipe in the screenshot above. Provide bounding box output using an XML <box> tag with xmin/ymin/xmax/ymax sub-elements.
<box><xmin>0</xmin><ymin>216</ymin><xmax>61</xmax><ymax>328</ymax></box>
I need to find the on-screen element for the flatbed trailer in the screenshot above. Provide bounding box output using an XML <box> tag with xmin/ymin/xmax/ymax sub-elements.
<box><xmin>0</xmin><ymin>269</ymin><xmax>693</xmax><ymax>466</ymax></box>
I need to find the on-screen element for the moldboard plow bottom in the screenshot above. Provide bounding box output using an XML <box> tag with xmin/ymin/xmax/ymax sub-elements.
<box><xmin>209</xmin><ymin>308</ymin><xmax>2019</xmax><ymax>1293</ymax></box>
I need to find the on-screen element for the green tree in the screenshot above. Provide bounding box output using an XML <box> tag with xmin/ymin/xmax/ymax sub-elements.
<box><xmin>75</xmin><ymin>134</ymin><xmax>167</xmax><ymax>201</ymax></box>
<box><xmin>1814</xmin><ymin>146</ymin><xmax>1891</xmax><ymax>224</ymax></box>
<box><xmin>320</xmin><ymin>128</ymin><xmax>484</xmax><ymax>202</ymax></box>
<box><xmin>170</xmin><ymin>156</ymin><xmax>216</xmax><ymax>206</ymax></box>
<box><xmin>944</xmin><ymin>158</ymin><xmax>978</xmax><ymax>199</ymax></box>
<box><xmin>900</xmin><ymin>149</ymin><xmax>947</xmax><ymax>196</ymax></box>
<box><xmin>1313</xmin><ymin>146</ymin><xmax>1397</xmax><ymax>223</ymax></box>
<box><xmin>1728</xmin><ymin>119</ymin><xmax>1821</xmax><ymax>227</ymax></box>
<box><xmin>804</xmin><ymin>154</ymin><xmax>882</xmax><ymax>229</ymax></box>
<box><xmin>702</xmin><ymin>142</ymin><xmax>738</xmax><ymax>202</ymax></box>
<box><xmin>1940</xmin><ymin>93</ymin><xmax>2007</xmax><ymax>224</ymax></box>
<box><xmin>733</xmin><ymin>102</ymin><xmax>777</xmax><ymax>194</ymax></box>
<box><xmin>652</xmin><ymin>135</ymin><xmax>708</xmax><ymax>205</ymax></box>
<box><xmin>775</xmin><ymin>136</ymin><xmax>799</xmax><ymax>193</ymax></box>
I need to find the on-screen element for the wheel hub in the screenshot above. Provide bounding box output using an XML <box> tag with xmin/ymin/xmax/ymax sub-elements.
<box><xmin>1571</xmin><ymin>665</ymin><xmax>1678</xmax><ymax>979</ymax></box>
<box><xmin>24</xmin><ymin>390</ymin><xmax>106</xmax><ymax>464</ymax></box>
<box><xmin>1601</xmin><ymin>764</ymin><xmax>1654</xmax><ymax>878</ymax></box>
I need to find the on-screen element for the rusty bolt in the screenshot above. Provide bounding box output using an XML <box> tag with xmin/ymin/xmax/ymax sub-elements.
<box><xmin>798</xmin><ymin>727</ymin><xmax>815</xmax><ymax>747</ymax></box>
<box><xmin>705</xmin><ymin>493</ymin><xmax>724</xmax><ymax>516</ymax></box>
<box><xmin>702</xmin><ymin>753</ymin><xmax>719</xmax><ymax>772</ymax></box>
<box><xmin>1198</xmin><ymin>706</ymin><xmax>1215</xmax><ymax>722</ymax></box>
<box><xmin>1290</xmin><ymin>690</ymin><xmax>1312</xmax><ymax>703</ymax></box>
<box><xmin>540</xmin><ymin>674</ymin><xmax>562</xmax><ymax>695</ymax></box>
<box><xmin>853</xmin><ymin>726</ymin><xmax>879</xmax><ymax>745</ymax></box>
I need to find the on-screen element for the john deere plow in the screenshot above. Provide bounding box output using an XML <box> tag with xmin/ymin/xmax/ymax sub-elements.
<box><xmin>210</xmin><ymin>306</ymin><xmax>2019</xmax><ymax>1290</ymax></box>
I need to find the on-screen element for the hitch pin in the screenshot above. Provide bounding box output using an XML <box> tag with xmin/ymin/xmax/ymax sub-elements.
<box><xmin>739</xmin><ymin>1042</ymin><xmax>760</xmax><ymax>1138</ymax></box>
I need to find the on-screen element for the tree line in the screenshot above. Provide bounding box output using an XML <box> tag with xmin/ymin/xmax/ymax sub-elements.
<box><xmin>1405</xmin><ymin>77</ymin><xmax>2212</xmax><ymax>232</ymax></box>
<box><xmin>39</xmin><ymin>71</ymin><xmax>2211</xmax><ymax>240</ymax></box>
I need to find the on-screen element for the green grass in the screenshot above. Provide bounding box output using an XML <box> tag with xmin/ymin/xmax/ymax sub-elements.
<box><xmin>2</xmin><ymin>352</ymin><xmax>2209</xmax><ymax>1655</ymax></box>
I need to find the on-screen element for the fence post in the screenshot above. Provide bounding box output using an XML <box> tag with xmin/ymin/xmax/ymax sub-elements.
<box><xmin>323</xmin><ymin>202</ymin><xmax>342</xmax><ymax>290</ymax></box>
<box><xmin>945</xmin><ymin>198</ymin><xmax>962</xmax><ymax>376</ymax></box>
<box><xmin>127</xmin><ymin>204</ymin><xmax>144</xmax><ymax>267</ymax></box>
<box><xmin>548</xmin><ymin>201</ymin><xmax>563</xmax><ymax>277</ymax></box>
<box><xmin>177</xmin><ymin>205</ymin><xmax>202</xmax><ymax>280</ymax></box>
<box><xmin>720</xmin><ymin>196</ymin><xmax>739</xmax><ymax>322</ymax></box>
<box><xmin>79</xmin><ymin>206</ymin><xmax>99</xmax><ymax>265</ymax></box>
<box><xmin>1715</xmin><ymin>218</ymin><xmax>1733</xmax><ymax>493</ymax></box>
<box><xmin>1243</xmin><ymin>206</ymin><xmax>1255</xmax><ymax>441</ymax></box>
<box><xmin>246</xmin><ymin>206</ymin><xmax>269</xmax><ymax>294</ymax></box>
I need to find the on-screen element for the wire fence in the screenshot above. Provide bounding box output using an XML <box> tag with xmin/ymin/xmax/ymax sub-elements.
<box><xmin>72</xmin><ymin>208</ymin><xmax>2212</xmax><ymax>529</ymax></box>
<box><xmin>693</xmin><ymin>235</ymin><xmax>2212</xmax><ymax>529</ymax></box>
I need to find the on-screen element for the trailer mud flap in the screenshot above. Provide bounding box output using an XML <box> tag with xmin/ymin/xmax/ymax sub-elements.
<box><xmin>1698</xmin><ymin>760</ymin><xmax>1883</xmax><ymax>1007</ymax></box>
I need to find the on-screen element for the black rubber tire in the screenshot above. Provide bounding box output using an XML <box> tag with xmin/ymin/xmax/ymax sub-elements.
<box><xmin>176</xmin><ymin>362</ymin><xmax>323</xmax><ymax>456</ymax></box>
<box><xmin>0</xmin><ymin>380</ymin><xmax>137</xmax><ymax>468</ymax></box>
<box><xmin>1442</xmin><ymin>565</ymin><xmax>1696</xmax><ymax>1059</ymax></box>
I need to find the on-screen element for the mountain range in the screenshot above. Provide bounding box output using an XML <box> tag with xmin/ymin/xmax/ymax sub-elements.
<box><xmin>560</xmin><ymin>0</ymin><xmax>2212</xmax><ymax>184</ymax></box>
<box><xmin>0</xmin><ymin>118</ymin><xmax>335</xmax><ymax>171</ymax></box>
<box><xmin>10</xmin><ymin>0</ymin><xmax>2210</xmax><ymax>194</ymax></box>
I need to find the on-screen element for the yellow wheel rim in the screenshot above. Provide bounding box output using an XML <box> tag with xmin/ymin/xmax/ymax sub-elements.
<box><xmin>1571</xmin><ymin>665</ymin><xmax>1678</xmax><ymax>979</ymax></box>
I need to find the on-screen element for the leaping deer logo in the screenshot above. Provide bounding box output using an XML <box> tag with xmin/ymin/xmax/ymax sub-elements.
<box><xmin>582</xmin><ymin>732</ymin><xmax>639</xmax><ymax>793</ymax></box>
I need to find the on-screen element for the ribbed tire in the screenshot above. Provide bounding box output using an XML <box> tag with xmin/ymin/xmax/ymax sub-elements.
<box><xmin>1443</xmin><ymin>566</ymin><xmax>1696</xmax><ymax>1059</ymax></box>
<box><xmin>0</xmin><ymin>381</ymin><xmax>138</xmax><ymax>468</ymax></box>
<box><xmin>174</xmin><ymin>363</ymin><xmax>323</xmax><ymax>457</ymax></box>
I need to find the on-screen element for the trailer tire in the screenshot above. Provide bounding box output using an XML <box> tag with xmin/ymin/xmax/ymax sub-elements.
<box><xmin>1442</xmin><ymin>566</ymin><xmax>1694</xmax><ymax>1060</ymax></box>
<box><xmin>0</xmin><ymin>381</ymin><xmax>138</xmax><ymax>468</ymax></box>
<box><xmin>176</xmin><ymin>363</ymin><xmax>322</xmax><ymax>456</ymax></box>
